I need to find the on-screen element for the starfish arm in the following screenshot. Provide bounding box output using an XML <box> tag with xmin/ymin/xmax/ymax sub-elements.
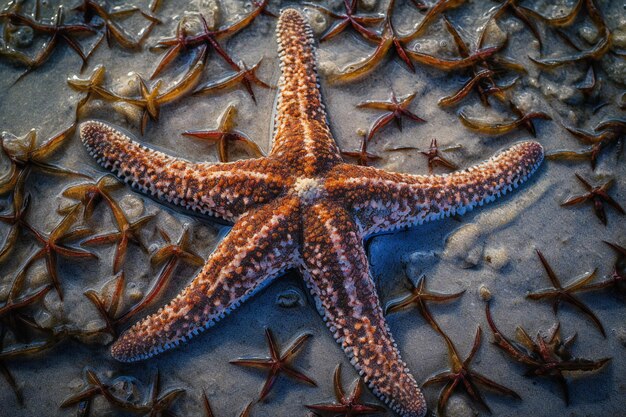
<box><xmin>270</xmin><ymin>9</ymin><xmax>343</xmax><ymax>175</ymax></box>
<box><xmin>80</xmin><ymin>121</ymin><xmax>287</xmax><ymax>221</ymax></box>
<box><xmin>327</xmin><ymin>141</ymin><xmax>544</xmax><ymax>236</ymax></box>
<box><xmin>110</xmin><ymin>197</ymin><xmax>301</xmax><ymax>362</ymax></box>
<box><xmin>300</xmin><ymin>201</ymin><xmax>427</xmax><ymax>417</ymax></box>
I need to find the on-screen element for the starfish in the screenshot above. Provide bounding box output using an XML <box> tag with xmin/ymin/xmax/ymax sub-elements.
<box><xmin>560</xmin><ymin>173</ymin><xmax>624</xmax><ymax>226</ymax></box>
<box><xmin>306</xmin><ymin>364</ymin><xmax>385</xmax><ymax>417</ymax></box>
<box><xmin>357</xmin><ymin>91</ymin><xmax>426</xmax><ymax>143</ymax></box>
<box><xmin>79</xmin><ymin>9</ymin><xmax>544</xmax><ymax>417</ymax></box>
<box><xmin>527</xmin><ymin>249</ymin><xmax>606</xmax><ymax>337</ymax></box>
<box><xmin>230</xmin><ymin>328</ymin><xmax>316</xmax><ymax>401</ymax></box>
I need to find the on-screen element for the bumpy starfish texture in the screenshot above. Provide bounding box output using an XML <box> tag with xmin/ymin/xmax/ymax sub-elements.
<box><xmin>79</xmin><ymin>9</ymin><xmax>544</xmax><ymax>417</ymax></box>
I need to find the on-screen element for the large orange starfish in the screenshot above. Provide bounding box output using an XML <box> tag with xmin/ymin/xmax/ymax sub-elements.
<box><xmin>80</xmin><ymin>8</ymin><xmax>544</xmax><ymax>417</ymax></box>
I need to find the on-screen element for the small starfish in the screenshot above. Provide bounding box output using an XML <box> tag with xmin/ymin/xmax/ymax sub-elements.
<box><xmin>122</xmin><ymin>57</ymin><xmax>205</xmax><ymax>134</ymax></box>
<box><xmin>60</xmin><ymin>174</ymin><xmax>123</xmax><ymax>221</ymax></box>
<box><xmin>423</xmin><ymin>325</ymin><xmax>520</xmax><ymax>416</ymax></box>
<box><xmin>230</xmin><ymin>328</ymin><xmax>316</xmax><ymax>401</ymax></box>
<box><xmin>547</xmin><ymin>119</ymin><xmax>625</xmax><ymax>170</ymax></box>
<box><xmin>561</xmin><ymin>173</ymin><xmax>624</xmax><ymax>226</ymax></box>
<box><xmin>67</xmin><ymin>65</ymin><xmax>121</xmax><ymax>122</ymax></box>
<box><xmin>82</xmin><ymin>201</ymin><xmax>155</xmax><ymax>274</ymax></box>
<box><xmin>84</xmin><ymin>272</ymin><xmax>126</xmax><ymax>337</ymax></box>
<box><xmin>149</xmin><ymin>1</ymin><xmax>271</xmax><ymax>78</ymax></box>
<box><xmin>0</xmin><ymin>5</ymin><xmax>96</xmax><ymax>81</ymax></box>
<box><xmin>61</xmin><ymin>369</ymin><xmax>185</xmax><ymax>416</ymax></box>
<box><xmin>306</xmin><ymin>0</ymin><xmax>384</xmax><ymax>42</ymax></box>
<box><xmin>485</xmin><ymin>302</ymin><xmax>610</xmax><ymax>405</ymax></box>
<box><xmin>306</xmin><ymin>364</ymin><xmax>385</xmax><ymax>417</ymax></box>
<box><xmin>116</xmin><ymin>226</ymin><xmax>204</xmax><ymax>325</ymax></box>
<box><xmin>357</xmin><ymin>91</ymin><xmax>425</xmax><ymax>142</ymax></box>
<box><xmin>459</xmin><ymin>102</ymin><xmax>552</xmax><ymax>137</ymax></box>
<box><xmin>331</xmin><ymin>0</ymin><xmax>500</xmax><ymax>82</ymax></box>
<box><xmin>73</xmin><ymin>0</ymin><xmax>159</xmax><ymax>50</ymax></box>
<box><xmin>341</xmin><ymin>134</ymin><xmax>381</xmax><ymax>166</ymax></box>
<box><xmin>20</xmin><ymin>204</ymin><xmax>96</xmax><ymax>300</ymax></box>
<box><xmin>182</xmin><ymin>105</ymin><xmax>265</xmax><ymax>163</ymax></box>
<box><xmin>193</xmin><ymin>59</ymin><xmax>272</xmax><ymax>103</ymax></box>
<box><xmin>0</xmin><ymin>123</ymin><xmax>85</xmax><ymax>194</ymax></box>
<box><xmin>575</xmin><ymin>241</ymin><xmax>626</xmax><ymax>297</ymax></box>
<box><xmin>527</xmin><ymin>249</ymin><xmax>606</xmax><ymax>337</ymax></box>
<box><xmin>385</xmin><ymin>274</ymin><xmax>465</xmax><ymax>322</ymax></box>
<box><xmin>419</xmin><ymin>139</ymin><xmax>458</xmax><ymax>174</ymax></box>
<box><xmin>81</xmin><ymin>9</ymin><xmax>545</xmax><ymax>417</ymax></box>
<box><xmin>439</xmin><ymin>16</ymin><xmax>523</xmax><ymax>107</ymax></box>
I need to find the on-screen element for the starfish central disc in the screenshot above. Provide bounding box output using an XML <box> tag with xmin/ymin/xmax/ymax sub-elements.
<box><xmin>293</xmin><ymin>177</ymin><xmax>327</xmax><ymax>202</ymax></box>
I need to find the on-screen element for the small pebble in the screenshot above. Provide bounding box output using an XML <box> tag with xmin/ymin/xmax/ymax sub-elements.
<box><xmin>304</xmin><ymin>8</ymin><xmax>327</xmax><ymax>35</ymax></box>
<box><xmin>479</xmin><ymin>285</ymin><xmax>492</xmax><ymax>301</ymax></box>
<box><xmin>484</xmin><ymin>246</ymin><xmax>510</xmax><ymax>271</ymax></box>
<box><xmin>119</xmin><ymin>194</ymin><xmax>145</xmax><ymax>219</ymax></box>
<box><xmin>359</xmin><ymin>0</ymin><xmax>378</xmax><ymax>11</ymax></box>
<box><xmin>275</xmin><ymin>287</ymin><xmax>305</xmax><ymax>308</ymax></box>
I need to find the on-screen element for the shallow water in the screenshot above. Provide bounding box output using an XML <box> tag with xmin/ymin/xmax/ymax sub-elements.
<box><xmin>0</xmin><ymin>0</ymin><xmax>624</xmax><ymax>416</ymax></box>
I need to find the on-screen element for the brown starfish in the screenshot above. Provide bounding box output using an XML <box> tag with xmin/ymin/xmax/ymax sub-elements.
<box><xmin>460</xmin><ymin>102</ymin><xmax>552</xmax><ymax>137</ymax></box>
<box><xmin>561</xmin><ymin>173</ymin><xmax>624</xmax><ymax>226</ymax></box>
<box><xmin>385</xmin><ymin>274</ymin><xmax>465</xmax><ymax>321</ymax></box>
<box><xmin>83</xmin><ymin>272</ymin><xmax>126</xmax><ymax>337</ymax></box>
<box><xmin>306</xmin><ymin>364</ymin><xmax>385</xmax><ymax>417</ymax></box>
<box><xmin>230</xmin><ymin>328</ymin><xmax>316</xmax><ymax>401</ymax></box>
<box><xmin>60</xmin><ymin>174</ymin><xmax>123</xmax><ymax>221</ymax></box>
<box><xmin>547</xmin><ymin>119</ymin><xmax>625</xmax><ymax>170</ymax></box>
<box><xmin>182</xmin><ymin>105</ymin><xmax>265</xmax><ymax>163</ymax></box>
<box><xmin>115</xmin><ymin>226</ymin><xmax>204</xmax><ymax>325</ymax></box>
<box><xmin>0</xmin><ymin>171</ymin><xmax>30</xmax><ymax>263</ymax></box>
<box><xmin>423</xmin><ymin>325</ymin><xmax>520</xmax><ymax>416</ymax></box>
<box><xmin>341</xmin><ymin>134</ymin><xmax>381</xmax><ymax>166</ymax></box>
<box><xmin>357</xmin><ymin>91</ymin><xmax>425</xmax><ymax>142</ymax></box>
<box><xmin>0</xmin><ymin>123</ymin><xmax>85</xmax><ymax>194</ymax></box>
<box><xmin>81</xmin><ymin>201</ymin><xmax>155</xmax><ymax>274</ymax></box>
<box><xmin>527</xmin><ymin>249</ymin><xmax>605</xmax><ymax>337</ymax></box>
<box><xmin>485</xmin><ymin>302</ymin><xmax>610</xmax><ymax>405</ymax></box>
<box><xmin>0</xmin><ymin>5</ymin><xmax>96</xmax><ymax>81</ymax></box>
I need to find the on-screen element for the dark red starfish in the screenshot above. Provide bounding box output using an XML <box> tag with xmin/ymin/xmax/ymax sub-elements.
<box><xmin>149</xmin><ymin>0</ymin><xmax>271</xmax><ymax>78</ymax></box>
<box><xmin>305</xmin><ymin>364</ymin><xmax>385</xmax><ymax>417</ymax></box>
<box><xmin>193</xmin><ymin>59</ymin><xmax>272</xmax><ymax>103</ymax></box>
<box><xmin>306</xmin><ymin>0</ymin><xmax>384</xmax><ymax>42</ymax></box>
<box><xmin>385</xmin><ymin>274</ymin><xmax>465</xmax><ymax>321</ymax></box>
<box><xmin>357</xmin><ymin>91</ymin><xmax>425</xmax><ymax>142</ymax></box>
<box><xmin>19</xmin><ymin>204</ymin><xmax>96</xmax><ymax>300</ymax></box>
<box><xmin>182</xmin><ymin>105</ymin><xmax>265</xmax><ymax>162</ymax></box>
<box><xmin>527</xmin><ymin>249</ymin><xmax>606</xmax><ymax>337</ymax></box>
<box><xmin>82</xmin><ymin>201</ymin><xmax>155</xmax><ymax>274</ymax></box>
<box><xmin>230</xmin><ymin>328</ymin><xmax>316</xmax><ymax>401</ymax></box>
<box><xmin>423</xmin><ymin>325</ymin><xmax>520</xmax><ymax>416</ymax></box>
<box><xmin>561</xmin><ymin>173</ymin><xmax>624</xmax><ymax>226</ymax></box>
<box><xmin>341</xmin><ymin>134</ymin><xmax>381</xmax><ymax>166</ymax></box>
<box><xmin>486</xmin><ymin>302</ymin><xmax>610</xmax><ymax>405</ymax></box>
<box><xmin>419</xmin><ymin>139</ymin><xmax>458</xmax><ymax>174</ymax></box>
